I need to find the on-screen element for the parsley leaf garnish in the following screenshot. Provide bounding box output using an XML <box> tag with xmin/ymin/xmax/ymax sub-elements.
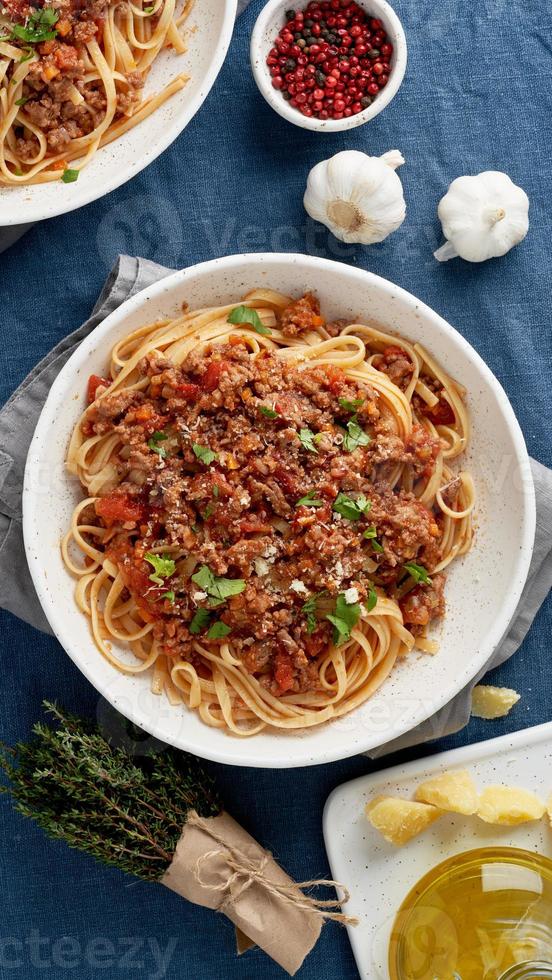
<box><xmin>12</xmin><ymin>7</ymin><xmax>59</xmax><ymax>43</ymax></box>
<box><xmin>19</xmin><ymin>47</ymin><xmax>34</xmax><ymax>63</ymax></box>
<box><xmin>326</xmin><ymin>593</ymin><xmax>361</xmax><ymax>646</ymax></box>
<box><xmin>364</xmin><ymin>527</ymin><xmax>385</xmax><ymax>552</ymax></box>
<box><xmin>298</xmin><ymin>428</ymin><xmax>318</xmax><ymax>453</ymax></box>
<box><xmin>61</xmin><ymin>168</ymin><xmax>79</xmax><ymax>184</ymax></box>
<box><xmin>191</xmin><ymin>565</ymin><xmax>246</xmax><ymax>604</ymax></box>
<box><xmin>302</xmin><ymin>590</ymin><xmax>327</xmax><ymax>634</ymax></box>
<box><xmin>338</xmin><ymin>397</ymin><xmax>364</xmax><ymax>413</ymax></box>
<box><xmin>227</xmin><ymin>305</ymin><xmax>271</xmax><ymax>336</ymax></box>
<box><xmin>148</xmin><ymin>431</ymin><xmax>168</xmax><ymax>457</ymax></box>
<box><xmin>403</xmin><ymin>562</ymin><xmax>433</xmax><ymax>585</ymax></box>
<box><xmin>202</xmin><ymin>504</ymin><xmax>214</xmax><ymax>520</ymax></box>
<box><xmin>144</xmin><ymin>553</ymin><xmax>176</xmax><ymax>585</ymax></box>
<box><xmin>189</xmin><ymin>608</ymin><xmax>211</xmax><ymax>635</ymax></box>
<box><xmin>143</xmin><ymin>3</ymin><xmax>155</xmax><ymax>11</ymax></box>
<box><xmin>161</xmin><ymin>590</ymin><xmax>175</xmax><ymax>604</ymax></box>
<box><xmin>192</xmin><ymin>443</ymin><xmax>217</xmax><ymax>465</ymax></box>
<box><xmin>333</xmin><ymin>493</ymin><xmax>371</xmax><ymax>521</ymax></box>
<box><xmin>365</xmin><ymin>587</ymin><xmax>378</xmax><ymax>613</ymax></box>
<box><xmin>296</xmin><ymin>490</ymin><xmax>324</xmax><ymax>508</ymax></box>
<box><xmin>207</xmin><ymin>621</ymin><xmax>232</xmax><ymax>640</ymax></box>
<box><xmin>15</xmin><ymin>96</ymin><xmax>29</xmax><ymax>107</ymax></box>
<box><xmin>342</xmin><ymin>419</ymin><xmax>371</xmax><ymax>452</ymax></box>
<box><xmin>259</xmin><ymin>405</ymin><xmax>279</xmax><ymax>419</ymax></box>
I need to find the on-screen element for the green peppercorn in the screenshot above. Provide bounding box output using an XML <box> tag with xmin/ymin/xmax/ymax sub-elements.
<box><xmin>285</xmin><ymin>9</ymin><xmax>295</xmax><ymax>18</ymax></box>
<box><xmin>368</xmin><ymin>49</ymin><xmax>380</xmax><ymax>59</ymax></box>
<box><xmin>297</xmin><ymin>38</ymin><xmax>306</xmax><ymax>47</ymax></box>
<box><xmin>360</xmin><ymin>95</ymin><xmax>373</xmax><ymax>107</ymax></box>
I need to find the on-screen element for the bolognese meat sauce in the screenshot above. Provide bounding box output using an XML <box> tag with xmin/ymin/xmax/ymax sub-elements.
<box><xmin>83</xmin><ymin>295</ymin><xmax>447</xmax><ymax>696</ymax></box>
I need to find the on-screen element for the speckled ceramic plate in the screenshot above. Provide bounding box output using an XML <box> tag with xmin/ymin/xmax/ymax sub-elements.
<box><xmin>323</xmin><ymin>722</ymin><xmax>552</xmax><ymax>979</ymax></box>
<box><xmin>23</xmin><ymin>253</ymin><xmax>535</xmax><ymax>768</ymax></box>
<box><xmin>0</xmin><ymin>0</ymin><xmax>237</xmax><ymax>226</ymax></box>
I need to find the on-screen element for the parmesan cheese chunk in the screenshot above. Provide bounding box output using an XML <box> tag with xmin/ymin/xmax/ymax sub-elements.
<box><xmin>471</xmin><ymin>685</ymin><xmax>521</xmax><ymax>719</ymax></box>
<box><xmin>478</xmin><ymin>786</ymin><xmax>545</xmax><ymax>825</ymax></box>
<box><xmin>365</xmin><ymin>796</ymin><xmax>442</xmax><ymax>846</ymax></box>
<box><xmin>343</xmin><ymin>587</ymin><xmax>359</xmax><ymax>604</ymax></box>
<box><xmin>415</xmin><ymin>769</ymin><xmax>478</xmax><ymax>815</ymax></box>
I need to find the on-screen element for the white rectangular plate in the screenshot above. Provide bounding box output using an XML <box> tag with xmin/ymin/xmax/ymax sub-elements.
<box><xmin>323</xmin><ymin>723</ymin><xmax>552</xmax><ymax>979</ymax></box>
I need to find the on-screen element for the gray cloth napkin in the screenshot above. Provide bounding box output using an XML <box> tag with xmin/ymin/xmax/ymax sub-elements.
<box><xmin>1</xmin><ymin>256</ymin><xmax>551</xmax><ymax>756</ymax></box>
<box><xmin>0</xmin><ymin>0</ymin><xmax>254</xmax><ymax>254</ymax></box>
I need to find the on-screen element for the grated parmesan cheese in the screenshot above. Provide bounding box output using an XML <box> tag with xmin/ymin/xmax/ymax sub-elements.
<box><xmin>471</xmin><ymin>685</ymin><xmax>521</xmax><ymax>719</ymax></box>
<box><xmin>192</xmin><ymin>591</ymin><xmax>207</xmax><ymax>603</ymax></box>
<box><xmin>253</xmin><ymin>558</ymin><xmax>269</xmax><ymax>577</ymax></box>
<box><xmin>343</xmin><ymin>587</ymin><xmax>359</xmax><ymax>605</ymax></box>
<box><xmin>290</xmin><ymin>579</ymin><xmax>308</xmax><ymax>595</ymax></box>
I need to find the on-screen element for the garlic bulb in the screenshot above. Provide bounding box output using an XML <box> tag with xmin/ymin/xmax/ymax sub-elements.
<box><xmin>303</xmin><ymin>149</ymin><xmax>406</xmax><ymax>245</ymax></box>
<box><xmin>434</xmin><ymin>171</ymin><xmax>529</xmax><ymax>263</ymax></box>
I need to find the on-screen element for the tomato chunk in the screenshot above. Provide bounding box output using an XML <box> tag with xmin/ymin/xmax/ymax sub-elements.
<box><xmin>423</xmin><ymin>397</ymin><xmax>455</xmax><ymax>426</ymax></box>
<box><xmin>177</xmin><ymin>382</ymin><xmax>201</xmax><ymax>401</ymax></box>
<box><xmin>274</xmin><ymin>653</ymin><xmax>294</xmax><ymax>693</ymax></box>
<box><xmin>95</xmin><ymin>494</ymin><xmax>145</xmax><ymax>526</ymax></box>
<box><xmin>202</xmin><ymin>360</ymin><xmax>230</xmax><ymax>392</ymax></box>
<box><xmin>87</xmin><ymin>374</ymin><xmax>110</xmax><ymax>403</ymax></box>
<box><xmin>324</xmin><ymin>364</ymin><xmax>347</xmax><ymax>394</ymax></box>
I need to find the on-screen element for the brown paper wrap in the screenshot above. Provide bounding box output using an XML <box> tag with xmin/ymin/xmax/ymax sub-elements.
<box><xmin>160</xmin><ymin>810</ymin><xmax>355</xmax><ymax>975</ymax></box>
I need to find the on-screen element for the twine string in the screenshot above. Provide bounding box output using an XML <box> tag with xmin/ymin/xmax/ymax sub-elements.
<box><xmin>187</xmin><ymin>812</ymin><xmax>359</xmax><ymax>926</ymax></box>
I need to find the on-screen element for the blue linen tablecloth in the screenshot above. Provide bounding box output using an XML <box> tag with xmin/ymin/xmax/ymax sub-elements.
<box><xmin>1</xmin><ymin>1</ymin><xmax>551</xmax><ymax>978</ymax></box>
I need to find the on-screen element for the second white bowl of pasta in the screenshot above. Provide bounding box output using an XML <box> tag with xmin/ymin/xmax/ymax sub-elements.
<box><xmin>23</xmin><ymin>253</ymin><xmax>535</xmax><ymax>767</ymax></box>
<box><xmin>0</xmin><ymin>0</ymin><xmax>236</xmax><ymax>224</ymax></box>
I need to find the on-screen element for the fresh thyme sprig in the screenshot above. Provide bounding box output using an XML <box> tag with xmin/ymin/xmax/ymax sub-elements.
<box><xmin>0</xmin><ymin>702</ymin><xmax>220</xmax><ymax>881</ymax></box>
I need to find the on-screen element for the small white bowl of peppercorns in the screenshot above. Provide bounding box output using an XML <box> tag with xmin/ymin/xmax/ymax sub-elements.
<box><xmin>251</xmin><ymin>0</ymin><xmax>407</xmax><ymax>131</ymax></box>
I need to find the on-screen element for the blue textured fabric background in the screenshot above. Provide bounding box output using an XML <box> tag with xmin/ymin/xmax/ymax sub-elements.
<box><xmin>1</xmin><ymin>1</ymin><xmax>551</xmax><ymax>978</ymax></box>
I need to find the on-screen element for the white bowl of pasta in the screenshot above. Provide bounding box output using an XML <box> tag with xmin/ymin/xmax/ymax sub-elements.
<box><xmin>0</xmin><ymin>0</ymin><xmax>236</xmax><ymax>225</ymax></box>
<box><xmin>23</xmin><ymin>253</ymin><xmax>535</xmax><ymax>767</ymax></box>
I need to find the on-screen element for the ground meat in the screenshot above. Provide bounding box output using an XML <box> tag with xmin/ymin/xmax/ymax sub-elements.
<box><xmin>86</xmin><ymin>295</ymin><xmax>456</xmax><ymax>694</ymax></box>
<box><xmin>373</xmin><ymin>345</ymin><xmax>414</xmax><ymax>391</ymax></box>
<box><xmin>279</xmin><ymin>292</ymin><xmax>323</xmax><ymax>337</ymax></box>
<box><xmin>46</xmin><ymin>124</ymin><xmax>73</xmax><ymax>152</ymax></box>
<box><xmin>116</xmin><ymin>72</ymin><xmax>144</xmax><ymax>115</ymax></box>
<box><xmin>73</xmin><ymin>21</ymin><xmax>98</xmax><ymax>43</ymax></box>
<box><xmin>16</xmin><ymin>135</ymin><xmax>39</xmax><ymax>160</ymax></box>
<box><xmin>399</xmin><ymin>573</ymin><xmax>446</xmax><ymax>634</ymax></box>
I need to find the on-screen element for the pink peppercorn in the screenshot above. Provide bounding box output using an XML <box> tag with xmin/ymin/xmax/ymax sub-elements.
<box><xmin>266</xmin><ymin>0</ymin><xmax>393</xmax><ymax>121</ymax></box>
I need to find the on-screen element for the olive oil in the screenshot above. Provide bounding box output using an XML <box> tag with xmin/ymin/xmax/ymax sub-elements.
<box><xmin>389</xmin><ymin>848</ymin><xmax>552</xmax><ymax>980</ymax></box>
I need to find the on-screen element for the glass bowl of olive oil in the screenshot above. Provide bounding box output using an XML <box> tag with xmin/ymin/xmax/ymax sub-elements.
<box><xmin>389</xmin><ymin>847</ymin><xmax>552</xmax><ymax>980</ymax></box>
